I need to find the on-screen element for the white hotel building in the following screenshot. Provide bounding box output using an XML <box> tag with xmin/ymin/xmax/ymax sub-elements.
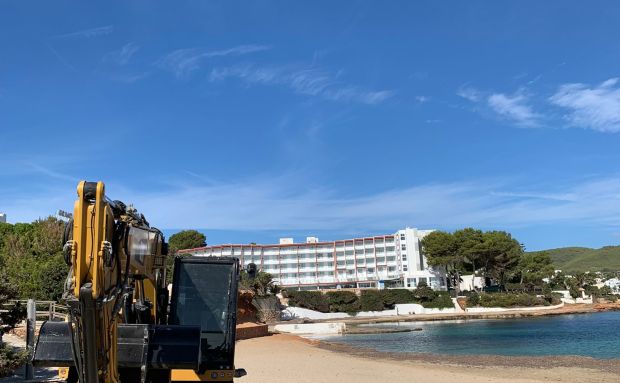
<box><xmin>178</xmin><ymin>227</ymin><xmax>447</xmax><ymax>291</ymax></box>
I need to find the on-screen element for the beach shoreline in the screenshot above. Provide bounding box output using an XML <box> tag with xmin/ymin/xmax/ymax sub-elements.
<box><xmin>306</xmin><ymin>302</ymin><xmax>620</xmax><ymax>326</ymax></box>
<box><xmin>235</xmin><ymin>333</ymin><xmax>620</xmax><ymax>383</ymax></box>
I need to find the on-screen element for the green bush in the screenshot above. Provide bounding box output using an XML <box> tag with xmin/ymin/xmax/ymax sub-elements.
<box><xmin>0</xmin><ymin>342</ymin><xmax>27</xmax><ymax>378</ymax></box>
<box><xmin>413</xmin><ymin>285</ymin><xmax>437</xmax><ymax>302</ymax></box>
<box><xmin>382</xmin><ymin>289</ymin><xmax>416</xmax><ymax>306</ymax></box>
<box><xmin>360</xmin><ymin>290</ymin><xmax>384</xmax><ymax>311</ymax></box>
<box><xmin>465</xmin><ymin>291</ymin><xmax>480</xmax><ymax>307</ymax></box>
<box><xmin>421</xmin><ymin>292</ymin><xmax>454</xmax><ymax>309</ymax></box>
<box><xmin>326</xmin><ymin>291</ymin><xmax>360</xmax><ymax>313</ymax></box>
<box><xmin>543</xmin><ymin>293</ymin><xmax>562</xmax><ymax>305</ymax></box>
<box><xmin>286</xmin><ymin>290</ymin><xmax>329</xmax><ymax>313</ymax></box>
<box><xmin>479</xmin><ymin>293</ymin><xmax>547</xmax><ymax>308</ymax></box>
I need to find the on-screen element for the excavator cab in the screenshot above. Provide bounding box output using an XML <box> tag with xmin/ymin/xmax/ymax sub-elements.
<box><xmin>168</xmin><ymin>256</ymin><xmax>243</xmax><ymax>382</ymax></box>
<box><xmin>33</xmin><ymin>256</ymin><xmax>242</xmax><ymax>382</ymax></box>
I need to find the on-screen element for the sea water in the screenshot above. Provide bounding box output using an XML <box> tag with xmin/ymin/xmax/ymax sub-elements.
<box><xmin>318</xmin><ymin>311</ymin><xmax>620</xmax><ymax>359</ymax></box>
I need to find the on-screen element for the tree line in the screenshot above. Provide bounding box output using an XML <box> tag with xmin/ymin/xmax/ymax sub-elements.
<box><xmin>421</xmin><ymin>228</ymin><xmax>554</xmax><ymax>295</ymax></box>
<box><xmin>0</xmin><ymin>217</ymin><xmax>207</xmax><ymax>302</ymax></box>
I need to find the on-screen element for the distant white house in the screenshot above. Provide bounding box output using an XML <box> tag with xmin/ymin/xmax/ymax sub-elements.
<box><xmin>604</xmin><ymin>278</ymin><xmax>620</xmax><ymax>294</ymax></box>
<box><xmin>460</xmin><ymin>274</ymin><xmax>484</xmax><ymax>291</ymax></box>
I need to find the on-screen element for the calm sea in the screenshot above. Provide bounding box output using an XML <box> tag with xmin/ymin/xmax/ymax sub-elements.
<box><xmin>317</xmin><ymin>311</ymin><xmax>620</xmax><ymax>359</ymax></box>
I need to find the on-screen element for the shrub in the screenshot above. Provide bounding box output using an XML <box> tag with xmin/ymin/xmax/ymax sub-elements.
<box><xmin>0</xmin><ymin>343</ymin><xmax>27</xmax><ymax>378</ymax></box>
<box><xmin>465</xmin><ymin>291</ymin><xmax>480</xmax><ymax>307</ymax></box>
<box><xmin>413</xmin><ymin>285</ymin><xmax>437</xmax><ymax>302</ymax></box>
<box><xmin>286</xmin><ymin>290</ymin><xmax>329</xmax><ymax>313</ymax></box>
<box><xmin>326</xmin><ymin>291</ymin><xmax>360</xmax><ymax>313</ymax></box>
<box><xmin>382</xmin><ymin>289</ymin><xmax>416</xmax><ymax>305</ymax></box>
<box><xmin>543</xmin><ymin>293</ymin><xmax>562</xmax><ymax>305</ymax></box>
<box><xmin>360</xmin><ymin>290</ymin><xmax>384</xmax><ymax>311</ymax></box>
<box><xmin>479</xmin><ymin>293</ymin><xmax>547</xmax><ymax>308</ymax></box>
<box><xmin>421</xmin><ymin>292</ymin><xmax>454</xmax><ymax>309</ymax></box>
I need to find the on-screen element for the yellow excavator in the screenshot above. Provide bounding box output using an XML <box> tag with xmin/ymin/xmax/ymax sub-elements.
<box><xmin>32</xmin><ymin>181</ymin><xmax>246</xmax><ymax>383</ymax></box>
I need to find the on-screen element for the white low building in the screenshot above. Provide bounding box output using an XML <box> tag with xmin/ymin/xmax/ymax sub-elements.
<box><xmin>604</xmin><ymin>278</ymin><xmax>620</xmax><ymax>294</ymax></box>
<box><xmin>179</xmin><ymin>227</ymin><xmax>447</xmax><ymax>290</ymax></box>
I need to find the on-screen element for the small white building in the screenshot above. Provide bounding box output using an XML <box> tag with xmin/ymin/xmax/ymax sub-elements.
<box><xmin>0</xmin><ymin>213</ymin><xmax>6</xmax><ymax>223</ymax></box>
<box><xmin>460</xmin><ymin>275</ymin><xmax>484</xmax><ymax>291</ymax></box>
<box><xmin>179</xmin><ymin>227</ymin><xmax>447</xmax><ymax>291</ymax></box>
<box><xmin>604</xmin><ymin>278</ymin><xmax>620</xmax><ymax>294</ymax></box>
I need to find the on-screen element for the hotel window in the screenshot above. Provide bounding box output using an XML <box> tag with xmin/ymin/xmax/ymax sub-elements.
<box><xmin>401</xmin><ymin>244</ymin><xmax>406</xmax><ymax>250</ymax></box>
<box><xmin>400</xmin><ymin>234</ymin><xmax>405</xmax><ymax>240</ymax></box>
<box><xmin>403</xmin><ymin>265</ymin><xmax>408</xmax><ymax>271</ymax></box>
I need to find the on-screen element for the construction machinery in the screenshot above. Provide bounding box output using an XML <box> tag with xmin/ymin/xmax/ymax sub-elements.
<box><xmin>32</xmin><ymin>181</ymin><xmax>245</xmax><ymax>383</ymax></box>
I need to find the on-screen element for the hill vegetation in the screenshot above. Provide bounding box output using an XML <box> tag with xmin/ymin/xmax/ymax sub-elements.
<box><xmin>529</xmin><ymin>246</ymin><xmax>620</xmax><ymax>273</ymax></box>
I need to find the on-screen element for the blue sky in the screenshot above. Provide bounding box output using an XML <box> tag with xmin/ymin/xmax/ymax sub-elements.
<box><xmin>1</xmin><ymin>1</ymin><xmax>620</xmax><ymax>251</ymax></box>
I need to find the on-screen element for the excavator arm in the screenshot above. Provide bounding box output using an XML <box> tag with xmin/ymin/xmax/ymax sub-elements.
<box><xmin>33</xmin><ymin>181</ymin><xmax>244</xmax><ymax>383</ymax></box>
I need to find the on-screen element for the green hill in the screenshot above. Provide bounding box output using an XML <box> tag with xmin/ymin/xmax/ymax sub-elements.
<box><xmin>529</xmin><ymin>246</ymin><xmax>620</xmax><ymax>273</ymax></box>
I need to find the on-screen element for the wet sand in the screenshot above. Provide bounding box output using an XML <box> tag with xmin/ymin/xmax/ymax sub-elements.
<box><xmin>234</xmin><ymin>334</ymin><xmax>620</xmax><ymax>383</ymax></box>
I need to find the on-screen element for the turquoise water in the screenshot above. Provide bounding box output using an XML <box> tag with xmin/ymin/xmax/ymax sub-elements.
<box><xmin>319</xmin><ymin>311</ymin><xmax>620</xmax><ymax>359</ymax></box>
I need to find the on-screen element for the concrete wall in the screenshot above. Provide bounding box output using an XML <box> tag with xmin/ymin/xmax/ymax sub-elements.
<box><xmin>465</xmin><ymin>302</ymin><xmax>564</xmax><ymax>313</ymax></box>
<box><xmin>273</xmin><ymin>322</ymin><xmax>346</xmax><ymax>335</ymax></box>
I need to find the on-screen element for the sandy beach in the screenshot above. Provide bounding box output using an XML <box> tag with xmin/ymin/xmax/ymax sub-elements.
<box><xmin>235</xmin><ymin>334</ymin><xmax>620</xmax><ymax>383</ymax></box>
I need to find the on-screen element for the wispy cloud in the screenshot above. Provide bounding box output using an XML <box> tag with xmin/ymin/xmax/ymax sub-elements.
<box><xmin>109</xmin><ymin>175</ymin><xmax>620</xmax><ymax>233</ymax></box>
<box><xmin>4</xmin><ymin>171</ymin><xmax>620</xmax><ymax>246</ymax></box>
<box><xmin>51</xmin><ymin>25</ymin><xmax>114</xmax><ymax>40</ymax></box>
<box><xmin>209</xmin><ymin>64</ymin><xmax>394</xmax><ymax>105</ymax></box>
<box><xmin>549</xmin><ymin>78</ymin><xmax>620</xmax><ymax>133</ymax></box>
<box><xmin>156</xmin><ymin>44</ymin><xmax>271</xmax><ymax>78</ymax></box>
<box><xmin>457</xmin><ymin>86</ymin><xmax>482</xmax><ymax>102</ymax></box>
<box><xmin>103</xmin><ymin>42</ymin><xmax>140</xmax><ymax>66</ymax></box>
<box><xmin>487</xmin><ymin>90</ymin><xmax>540</xmax><ymax>127</ymax></box>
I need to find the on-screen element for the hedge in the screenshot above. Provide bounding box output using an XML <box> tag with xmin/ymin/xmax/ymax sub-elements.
<box><xmin>382</xmin><ymin>289</ymin><xmax>416</xmax><ymax>306</ymax></box>
<box><xmin>326</xmin><ymin>291</ymin><xmax>360</xmax><ymax>313</ymax></box>
<box><xmin>478</xmin><ymin>293</ymin><xmax>549</xmax><ymax>308</ymax></box>
<box><xmin>286</xmin><ymin>290</ymin><xmax>329</xmax><ymax>312</ymax></box>
<box><xmin>420</xmin><ymin>292</ymin><xmax>454</xmax><ymax>309</ymax></box>
<box><xmin>359</xmin><ymin>290</ymin><xmax>384</xmax><ymax>311</ymax></box>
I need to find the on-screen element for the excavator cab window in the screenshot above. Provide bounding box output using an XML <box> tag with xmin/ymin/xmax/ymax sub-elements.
<box><xmin>169</xmin><ymin>256</ymin><xmax>239</xmax><ymax>371</ymax></box>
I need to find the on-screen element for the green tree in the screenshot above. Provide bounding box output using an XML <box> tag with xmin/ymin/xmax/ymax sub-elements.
<box><xmin>517</xmin><ymin>251</ymin><xmax>555</xmax><ymax>288</ymax></box>
<box><xmin>0</xmin><ymin>217</ymin><xmax>67</xmax><ymax>301</ymax></box>
<box><xmin>0</xmin><ymin>274</ymin><xmax>27</xmax><ymax>377</ymax></box>
<box><xmin>453</xmin><ymin>228</ymin><xmax>485</xmax><ymax>291</ymax></box>
<box><xmin>165</xmin><ymin>230</ymin><xmax>207</xmax><ymax>284</ymax></box>
<box><xmin>421</xmin><ymin>231</ymin><xmax>462</xmax><ymax>294</ymax></box>
<box><xmin>480</xmin><ymin>231</ymin><xmax>523</xmax><ymax>290</ymax></box>
<box><xmin>168</xmin><ymin>230</ymin><xmax>206</xmax><ymax>253</ymax></box>
<box><xmin>240</xmin><ymin>271</ymin><xmax>279</xmax><ymax>297</ymax></box>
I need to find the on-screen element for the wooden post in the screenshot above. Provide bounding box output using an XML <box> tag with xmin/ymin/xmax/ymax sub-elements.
<box><xmin>25</xmin><ymin>299</ymin><xmax>35</xmax><ymax>380</ymax></box>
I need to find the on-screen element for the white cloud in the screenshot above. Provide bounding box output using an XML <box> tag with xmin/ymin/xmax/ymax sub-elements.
<box><xmin>457</xmin><ymin>86</ymin><xmax>482</xmax><ymax>102</ymax></box>
<box><xmin>6</xmin><ymin>171</ymin><xmax>620</xmax><ymax>241</ymax></box>
<box><xmin>96</xmin><ymin>176</ymin><xmax>620</xmax><ymax>233</ymax></box>
<box><xmin>549</xmin><ymin>78</ymin><xmax>620</xmax><ymax>133</ymax></box>
<box><xmin>103</xmin><ymin>42</ymin><xmax>140</xmax><ymax>66</ymax></box>
<box><xmin>487</xmin><ymin>91</ymin><xmax>540</xmax><ymax>127</ymax></box>
<box><xmin>156</xmin><ymin>44</ymin><xmax>271</xmax><ymax>78</ymax></box>
<box><xmin>209</xmin><ymin>64</ymin><xmax>394</xmax><ymax>105</ymax></box>
<box><xmin>51</xmin><ymin>25</ymin><xmax>114</xmax><ymax>39</ymax></box>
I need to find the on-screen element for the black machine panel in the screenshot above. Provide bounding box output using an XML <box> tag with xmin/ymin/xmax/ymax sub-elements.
<box><xmin>168</xmin><ymin>256</ymin><xmax>240</xmax><ymax>371</ymax></box>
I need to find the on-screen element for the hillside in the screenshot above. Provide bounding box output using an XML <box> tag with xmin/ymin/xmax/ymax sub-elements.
<box><xmin>530</xmin><ymin>246</ymin><xmax>620</xmax><ymax>273</ymax></box>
